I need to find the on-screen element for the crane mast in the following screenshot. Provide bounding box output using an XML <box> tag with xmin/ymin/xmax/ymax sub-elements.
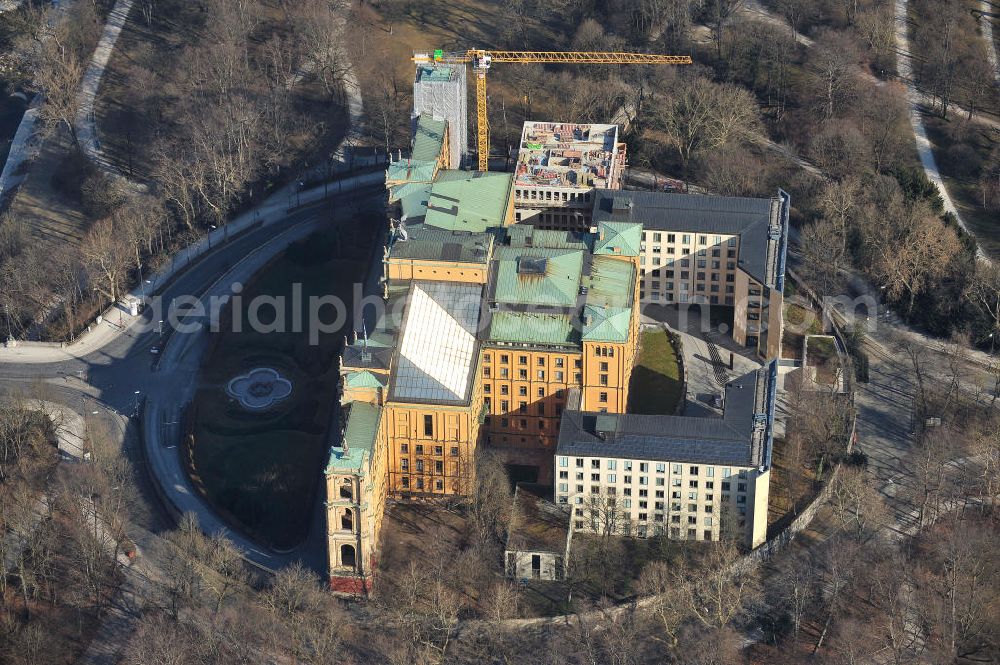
<box><xmin>413</xmin><ymin>49</ymin><xmax>692</xmax><ymax>171</ymax></box>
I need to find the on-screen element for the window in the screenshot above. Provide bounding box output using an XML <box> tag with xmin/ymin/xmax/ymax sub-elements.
<box><xmin>600</xmin><ymin>374</ymin><xmax>608</xmax><ymax>386</ymax></box>
<box><xmin>501</xmin><ymin>400</ymin><xmax>509</xmax><ymax>412</ymax></box>
<box><xmin>537</xmin><ymin>387</ymin><xmax>545</xmax><ymax>397</ymax></box>
<box><xmin>689</xmin><ymin>480</ymin><xmax>698</xmax><ymax>488</ymax></box>
<box><xmin>591</xmin><ymin>473</ymin><xmax>600</xmax><ymax>482</ymax></box>
<box><xmin>591</xmin><ymin>459</ymin><xmax>601</xmax><ymax>469</ymax></box>
<box><xmin>416</xmin><ymin>460</ymin><xmax>424</xmax><ymax>472</ymax></box>
<box><xmin>400</xmin><ymin>443</ymin><xmax>408</xmax><ymax>453</ymax></box>
<box><xmin>689</xmin><ymin>466</ymin><xmax>699</xmax><ymax>475</ymax></box>
<box><xmin>537</xmin><ymin>370</ymin><xmax>545</xmax><ymax>380</ymax></box>
<box><xmin>607</xmin><ymin>460</ymin><xmax>617</xmax><ymax>470</ymax></box>
<box><xmin>401</xmin><ymin>459</ymin><xmax>409</xmax><ymax>470</ymax></box>
<box><xmin>416</xmin><ymin>478</ymin><xmax>424</xmax><ymax>490</ymax></box>
<box><xmin>423</xmin><ymin>415</ymin><xmax>433</xmax><ymax>437</ymax></box>
<box><xmin>559</xmin><ymin>456</ymin><xmax>568</xmax><ymax>467</ymax></box>
<box><xmin>559</xmin><ymin>483</ymin><xmax>568</xmax><ymax>493</ymax></box>
<box><xmin>576</xmin><ymin>458</ymin><xmax>584</xmax><ymax>468</ymax></box>
<box><xmin>519</xmin><ymin>369</ymin><xmax>528</xmax><ymax>380</ymax></box>
<box><xmin>435</xmin><ymin>461</ymin><xmax>443</xmax><ymax>473</ymax></box>
<box><xmin>451</xmin><ymin>446</ymin><xmax>459</xmax><ymax>456</ymax></box>
<box><xmin>738</xmin><ymin>483</ymin><xmax>747</xmax><ymax>492</ymax></box>
<box><xmin>600</xmin><ymin>361</ymin><xmax>609</xmax><ymax>372</ymax></box>
<box><xmin>555</xmin><ymin>358</ymin><xmax>564</xmax><ymax>367</ymax></box>
<box><xmin>518</xmin><ymin>386</ymin><xmax>527</xmax><ymax>396</ymax></box>
<box><xmin>519</xmin><ymin>355</ymin><xmax>527</xmax><ymax>365</ymax></box>
<box><xmin>608</xmin><ymin>473</ymin><xmax>617</xmax><ymax>484</ymax></box>
<box><xmin>500</xmin><ymin>354</ymin><xmax>509</xmax><ymax>364</ymax></box>
<box><xmin>415</xmin><ymin>445</ymin><xmax>424</xmax><ymax>455</ymax></box>
<box><xmin>434</xmin><ymin>446</ymin><xmax>443</xmax><ymax>455</ymax></box>
<box><xmin>483</xmin><ymin>367</ymin><xmax>491</xmax><ymax>378</ymax></box>
<box><xmin>599</xmin><ymin>392</ymin><xmax>608</xmax><ymax>402</ymax></box>
<box><xmin>559</xmin><ymin>471</ymin><xmax>568</xmax><ymax>479</ymax></box>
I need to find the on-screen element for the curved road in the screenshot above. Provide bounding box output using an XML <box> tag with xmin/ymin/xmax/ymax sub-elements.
<box><xmin>0</xmin><ymin>184</ymin><xmax>385</xmax><ymax>573</ymax></box>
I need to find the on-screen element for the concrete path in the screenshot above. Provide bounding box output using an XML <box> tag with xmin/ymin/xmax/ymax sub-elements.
<box><xmin>74</xmin><ymin>0</ymin><xmax>136</xmax><ymax>182</ymax></box>
<box><xmin>0</xmin><ymin>104</ymin><xmax>40</xmax><ymax>201</ymax></box>
<box><xmin>980</xmin><ymin>1</ymin><xmax>1000</xmax><ymax>86</ymax></box>
<box><xmin>892</xmin><ymin>0</ymin><xmax>980</xmax><ymax>258</ymax></box>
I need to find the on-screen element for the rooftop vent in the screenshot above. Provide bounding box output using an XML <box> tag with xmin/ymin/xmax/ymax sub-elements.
<box><xmin>517</xmin><ymin>256</ymin><xmax>548</xmax><ymax>275</ymax></box>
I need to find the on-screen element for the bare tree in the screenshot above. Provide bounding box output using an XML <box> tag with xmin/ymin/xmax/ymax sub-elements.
<box><xmin>650</xmin><ymin>75</ymin><xmax>761</xmax><ymax>180</ymax></box>
<box><xmin>80</xmin><ymin>216</ymin><xmax>131</xmax><ymax>305</ymax></box>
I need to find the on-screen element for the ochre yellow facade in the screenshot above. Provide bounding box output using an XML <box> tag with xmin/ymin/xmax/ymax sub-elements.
<box><xmin>385</xmin><ymin>259</ymin><xmax>488</xmax><ymax>284</ymax></box>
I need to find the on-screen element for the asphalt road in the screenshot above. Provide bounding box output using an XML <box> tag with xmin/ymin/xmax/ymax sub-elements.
<box><xmin>0</xmin><ymin>185</ymin><xmax>385</xmax><ymax>567</ymax></box>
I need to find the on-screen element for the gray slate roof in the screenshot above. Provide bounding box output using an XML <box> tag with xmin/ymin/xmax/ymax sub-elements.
<box><xmin>591</xmin><ymin>189</ymin><xmax>789</xmax><ymax>288</ymax></box>
<box><xmin>557</xmin><ymin>361</ymin><xmax>776</xmax><ymax>468</ymax></box>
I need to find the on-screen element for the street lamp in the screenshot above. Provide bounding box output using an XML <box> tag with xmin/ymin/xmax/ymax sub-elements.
<box><xmin>156</xmin><ymin>320</ymin><xmax>163</xmax><ymax>339</ymax></box>
<box><xmin>208</xmin><ymin>225</ymin><xmax>217</xmax><ymax>250</ymax></box>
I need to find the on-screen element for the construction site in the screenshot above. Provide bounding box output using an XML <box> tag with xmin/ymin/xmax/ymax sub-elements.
<box><xmin>322</xmin><ymin>49</ymin><xmax>788</xmax><ymax>594</ymax></box>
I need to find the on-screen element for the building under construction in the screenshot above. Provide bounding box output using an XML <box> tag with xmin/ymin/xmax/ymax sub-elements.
<box><xmin>512</xmin><ymin>121</ymin><xmax>626</xmax><ymax>229</ymax></box>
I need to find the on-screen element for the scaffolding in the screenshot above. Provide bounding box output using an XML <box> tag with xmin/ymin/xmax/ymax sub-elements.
<box><xmin>412</xmin><ymin>63</ymin><xmax>468</xmax><ymax>169</ymax></box>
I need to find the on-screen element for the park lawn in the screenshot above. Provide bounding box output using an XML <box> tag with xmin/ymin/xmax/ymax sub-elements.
<box><xmin>628</xmin><ymin>329</ymin><xmax>682</xmax><ymax>415</ymax></box>
<box><xmin>189</xmin><ymin>231</ymin><xmax>364</xmax><ymax>550</ymax></box>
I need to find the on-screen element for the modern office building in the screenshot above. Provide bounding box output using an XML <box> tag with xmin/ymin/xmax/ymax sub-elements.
<box><xmin>555</xmin><ymin>361</ymin><xmax>777</xmax><ymax>549</ymax></box>
<box><xmin>591</xmin><ymin>189</ymin><xmax>790</xmax><ymax>359</ymax></box>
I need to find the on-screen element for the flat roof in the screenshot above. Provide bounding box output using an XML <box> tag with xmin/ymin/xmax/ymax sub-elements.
<box><xmin>515</xmin><ymin>122</ymin><xmax>619</xmax><ymax>190</ymax></box>
<box><xmin>424</xmin><ymin>170</ymin><xmax>513</xmax><ymax>233</ymax></box>
<box><xmin>592</xmin><ymin>189</ymin><xmax>788</xmax><ymax>288</ymax></box>
<box><xmin>557</xmin><ymin>362</ymin><xmax>776</xmax><ymax>467</ymax></box>
<box><xmin>390</xmin><ymin>281</ymin><xmax>483</xmax><ymax>405</ymax></box>
<box><xmin>506</xmin><ymin>483</ymin><xmax>570</xmax><ymax>554</ymax></box>
<box><xmin>415</xmin><ymin>63</ymin><xmax>459</xmax><ymax>83</ymax></box>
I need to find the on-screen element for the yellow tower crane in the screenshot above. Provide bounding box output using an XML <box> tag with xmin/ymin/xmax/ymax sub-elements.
<box><xmin>412</xmin><ymin>49</ymin><xmax>693</xmax><ymax>172</ymax></box>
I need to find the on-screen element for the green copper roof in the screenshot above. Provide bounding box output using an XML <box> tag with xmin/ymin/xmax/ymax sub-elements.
<box><xmin>326</xmin><ymin>402</ymin><xmax>380</xmax><ymax>473</ymax></box>
<box><xmin>501</xmin><ymin>225</ymin><xmax>589</xmax><ymax>250</ymax></box>
<box><xmin>582</xmin><ymin>305</ymin><xmax>631</xmax><ymax>342</ymax></box>
<box><xmin>344</xmin><ymin>371</ymin><xmax>386</xmax><ymax>389</ymax></box>
<box><xmin>411</xmin><ymin>116</ymin><xmax>447</xmax><ymax>162</ymax></box>
<box><xmin>424</xmin><ymin>170</ymin><xmax>512</xmax><ymax>233</ymax></box>
<box><xmin>593</xmin><ymin>221</ymin><xmax>642</xmax><ymax>257</ymax></box>
<box><xmin>493</xmin><ymin>247</ymin><xmax>583</xmax><ymax>307</ymax></box>
<box><xmin>398</xmin><ymin>184</ymin><xmax>432</xmax><ymax>220</ymax></box>
<box><xmin>489</xmin><ymin>311</ymin><xmax>580</xmax><ymax>346</ymax></box>
<box><xmin>585</xmin><ymin>255</ymin><xmax>635</xmax><ymax>309</ymax></box>
<box><xmin>416</xmin><ymin>64</ymin><xmax>455</xmax><ymax>82</ymax></box>
<box><xmin>387</xmin><ymin>159</ymin><xmax>437</xmax><ymax>186</ymax></box>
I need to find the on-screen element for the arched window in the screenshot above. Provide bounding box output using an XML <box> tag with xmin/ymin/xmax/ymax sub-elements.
<box><xmin>340</xmin><ymin>478</ymin><xmax>353</xmax><ymax>500</ymax></box>
<box><xmin>340</xmin><ymin>544</ymin><xmax>356</xmax><ymax>569</ymax></box>
<box><xmin>341</xmin><ymin>508</ymin><xmax>353</xmax><ymax>531</ymax></box>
